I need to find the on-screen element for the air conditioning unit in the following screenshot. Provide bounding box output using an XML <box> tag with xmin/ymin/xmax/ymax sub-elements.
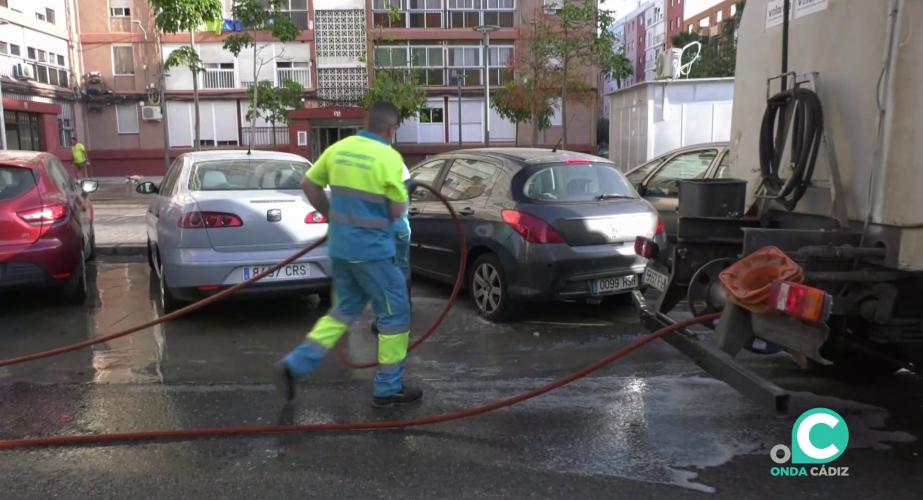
<box><xmin>655</xmin><ymin>48</ymin><xmax>683</xmax><ymax>80</ymax></box>
<box><xmin>141</xmin><ymin>106</ymin><xmax>163</xmax><ymax>121</ymax></box>
<box><xmin>13</xmin><ymin>64</ymin><xmax>34</xmax><ymax>80</ymax></box>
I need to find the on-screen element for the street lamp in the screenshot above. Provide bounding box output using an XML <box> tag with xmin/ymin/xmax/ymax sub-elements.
<box><xmin>452</xmin><ymin>69</ymin><xmax>466</xmax><ymax>146</ymax></box>
<box><xmin>473</xmin><ymin>24</ymin><xmax>499</xmax><ymax>147</ymax></box>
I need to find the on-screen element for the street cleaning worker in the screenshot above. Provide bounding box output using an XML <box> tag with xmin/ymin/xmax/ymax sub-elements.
<box><xmin>371</xmin><ymin>162</ymin><xmax>411</xmax><ymax>336</ymax></box>
<box><xmin>70</xmin><ymin>137</ymin><xmax>90</xmax><ymax>177</ymax></box>
<box><xmin>275</xmin><ymin>102</ymin><xmax>421</xmax><ymax>408</ymax></box>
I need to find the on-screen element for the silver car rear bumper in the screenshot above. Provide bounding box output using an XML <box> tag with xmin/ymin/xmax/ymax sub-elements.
<box><xmin>161</xmin><ymin>244</ymin><xmax>331</xmax><ymax>297</ymax></box>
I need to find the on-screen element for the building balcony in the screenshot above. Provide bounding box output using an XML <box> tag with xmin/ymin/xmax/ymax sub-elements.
<box><xmin>201</xmin><ymin>67</ymin><xmax>236</xmax><ymax>89</ymax></box>
<box><xmin>277</xmin><ymin>67</ymin><xmax>311</xmax><ymax>88</ymax></box>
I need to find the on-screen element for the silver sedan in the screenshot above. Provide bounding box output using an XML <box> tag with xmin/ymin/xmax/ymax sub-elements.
<box><xmin>136</xmin><ymin>151</ymin><xmax>330</xmax><ymax>312</ymax></box>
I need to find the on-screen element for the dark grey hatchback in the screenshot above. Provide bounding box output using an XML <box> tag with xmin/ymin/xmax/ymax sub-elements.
<box><xmin>407</xmin><ymin>148</ymin><xmax>661</xmax><ymax>321</ymax></box>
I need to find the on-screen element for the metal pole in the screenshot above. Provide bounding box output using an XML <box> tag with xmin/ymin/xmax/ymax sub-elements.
<box><xmin>781</xmin><ymin>0</ymin><xmax>790</xmax><ymax>91</ymax></box>
<box><xmin>456</xmin><ymin>70</ymin><xmax>462</xmax><ymax>146</ymax></box>
<box><xmin>0</xmin><ymin>77</ymin><xmax>7</xmax><ymax>150</ymax></box>
<box><xmin>483</xmin><ymin>32</ymin><xmax>490</xmax><ymax>147</ymax></box>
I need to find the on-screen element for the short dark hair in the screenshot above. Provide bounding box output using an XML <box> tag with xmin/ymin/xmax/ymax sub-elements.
<box><xmin>366</xmin><ymin>102</ymin><xmax>399</xmax><ymax>134</ymax></box>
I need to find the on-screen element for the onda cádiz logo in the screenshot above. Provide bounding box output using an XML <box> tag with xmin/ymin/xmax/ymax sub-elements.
<box><xmin>769</xmin><ymin>408</ymin><xmax>850</xmax><ymax>477</ymax></box>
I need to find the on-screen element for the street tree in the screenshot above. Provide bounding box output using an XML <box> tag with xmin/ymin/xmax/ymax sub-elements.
<box><xmin>163</xmin><ymin>46</ymin><xmax>205</xmax><ymax>150</ymax></box>
<box><xmin>247</xmin><ymin>80</ymin><xmax>304</xmax><ymax>147</ymax></box>
<box><xmin>671</xmin><ymin>1</ymin><xmax>743</xmax><ymax>78</ymax></box>
<box><xmin>223</xmin><ymin>0</ymin><xmax>301</xmax><ymax>148</ymax></box>
<box><xmin>539</xmin><ymin>0</ymin><xmax>623</xmax><ymax>148</ymax></box>
<box><xmin>149</xmin><ymin>0</ymin><xmax>223</xmax><ymax>159</ymax></box>
<box><xmin>364</xmin><ymin>6</ymin><xmax>427</xmax><ymax>124</ymax></box>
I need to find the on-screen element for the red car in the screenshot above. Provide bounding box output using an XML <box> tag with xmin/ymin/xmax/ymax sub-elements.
<box><xmin>0</xmin><ymin>151</ymin><xmax>97</xmax><ymax>303</ymax></box>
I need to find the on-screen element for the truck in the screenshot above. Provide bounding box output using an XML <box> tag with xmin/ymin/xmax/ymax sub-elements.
<box><xmin>632</xmin><ymin>0</ymin><xmax>923</xmax><ymax>413</ymax></box>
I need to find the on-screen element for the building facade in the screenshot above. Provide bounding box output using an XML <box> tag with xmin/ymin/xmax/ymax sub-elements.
<box><xmin>46</xmin><ymin>0</ymin><xmax>598</xmax><ymax>175</ymax></box>
<box><xmin>683</xmin><ymin>0</ymin><xmax>738</xmax><ymax>39</ymax></box>
<box><xmin>0</xmin><ymin>0</ymin><xmax>80</xmax><ymax>164</ymax></box>
<box><xmin>665</xmin><ymin>0</ymin><xmax>685</xmax><ymax>47</ymax></box>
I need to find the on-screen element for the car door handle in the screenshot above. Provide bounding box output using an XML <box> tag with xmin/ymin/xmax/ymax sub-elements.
<box><xmin>409</xmin><ymin>207</ymin><xmax>422</xmax><ymax>216</ymax></box>
<box><xmin>458</xmin><ymin>207</ymin><xmax>475</xmax><ymax>216</ymax></box>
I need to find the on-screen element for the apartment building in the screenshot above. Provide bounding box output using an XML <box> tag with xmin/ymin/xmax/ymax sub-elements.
<box><xmin>0</xmin><ymin>0</ymin><xmax>79</xmax><ymax>161</ymax></box>
<box><xmin>6</xmin><ymin>0</ymin><xmax>596</xmax><ymax>175</ymax></box>
<box><xmin>642</xmin><ymin>0</ymin><xmax>665</xmax><ymax>82</ymax></box>
<box><xmin>684</xmin><ymin>0</ymin><xmax>739</xmax><ymax>39</ymax></box>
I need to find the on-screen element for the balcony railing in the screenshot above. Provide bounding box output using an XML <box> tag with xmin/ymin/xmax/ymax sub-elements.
<box><xmin>276</xmin><ymin>67</ymin><xmax>311</xmax><ymax>88</ymax></box>
<box><xmin>241</xmin><ymin>126</ymin><xmax>290</xmax><ymax>146</ymax></box>
<box><xmin>201</xmin><ymin>68</ymin><xmax>235</xmax><ymax>89</ymax></box>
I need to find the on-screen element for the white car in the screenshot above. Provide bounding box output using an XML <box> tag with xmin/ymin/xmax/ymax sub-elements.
<box><xmin>137</xmin><ymin>150</ymin><xmax>330</xmax><ymax>312</ymax></box>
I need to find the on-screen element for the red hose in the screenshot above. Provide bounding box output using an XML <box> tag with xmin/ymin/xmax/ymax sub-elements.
<box><xmin>0</xmin><ymin>183</ymin><xmax>458</xmax><ymax>370</ymax></box>
<box><xmin>0</xmin><ymin>313</ymin><xmax>719</xmax><ymax>450</ymax></box>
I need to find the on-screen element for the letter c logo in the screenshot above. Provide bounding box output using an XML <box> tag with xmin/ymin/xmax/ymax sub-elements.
<box><xmin>791</xmin><ymin>408</ymin><xmax>849</xmax><ymax>464</ymax></box>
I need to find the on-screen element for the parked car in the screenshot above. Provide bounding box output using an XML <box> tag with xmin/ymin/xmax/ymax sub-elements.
<box><xmin>406</xmin><ymin>148</ymin><xmax>660</xmax><ymax>321</ymax></box>
<box><xmin>137</xmin><ymin>151</ymin><xmax>330</xmax><ymax>312</ymax></box>
<box><xmin>0</xmin><ymin>151</ymin><xmax>98</xmax><ymax>303</ymax></box>
<box><xmin>623</xmin><ymin>142</ymin><xmax>731</xmax><ymax>235</ymax></box>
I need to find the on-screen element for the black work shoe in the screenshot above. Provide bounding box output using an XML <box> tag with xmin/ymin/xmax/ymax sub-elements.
<box><xmin>273</xmin><ymin>362</ymin><xmax>296</xmax><ymax>402</ymax></box>
<box><xmin>372</xmin><ymin>386</ymin><xmax>423</xmax><ymax>408</ymax></box>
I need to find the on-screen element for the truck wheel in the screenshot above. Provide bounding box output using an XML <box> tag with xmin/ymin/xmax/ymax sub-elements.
<box><xmin>469</xmin><ymin>253</ymin><xmax>518</xmax><ymax>322</ymax></box>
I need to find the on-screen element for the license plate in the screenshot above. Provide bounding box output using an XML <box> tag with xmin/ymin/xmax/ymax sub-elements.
<box><xmin>643</xmin><ymin>267</ymin><xmax>669</xmax><ymax>292</ymax></box>
<box><xmin>243</xmin><ymin>263</ymin><xmax>311</xmax><ymax>282</ymax></box>
<box><xmin>592</xmin><ymin>275</ymin><xmax>637</xmax><ymax>295</ymax></box>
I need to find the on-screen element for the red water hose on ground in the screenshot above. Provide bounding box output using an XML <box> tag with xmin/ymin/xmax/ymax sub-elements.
<box><xmin>0</xmin><ymin>313</ymin><xmax>719</xmax><ymax>450</ymax></box>
<box><xmin>0</xmin><ymin>183</ymin><xmax>464</xmax><ymax>370</ymax></box>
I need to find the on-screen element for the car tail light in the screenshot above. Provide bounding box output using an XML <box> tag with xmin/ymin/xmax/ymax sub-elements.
<box><xmin>634</xmin><ymin>236</ymin><xmax>657</xmax><ymax>259</ymax></box>
<box><xmin>178</xmin><ymin>212</ymin><xmax>243</xmax><ymax>229</ymax></box>
<box><xmin>655</xmin><ymin>217</ymin><xmax>665</xmax><ymax>235</ymax></box>
<box><xmin>768</xmin><ymin>279</ymin><xmax>832</xmax><ymax>323</ymax></box>
<box><xmin>305</xmin><ymin>211</ymin><xmax>327</xmax><ymax>224</ymax></box>
<box><xmin>501</xmin><ymin>209</ymin><xmax>565</xmax><ymax>244</ymax></box>
<box><xmin>18</xmin><ymin>204</ymin><xmax>68</xmax><ymax>225</ymax></box>
<box><xmin>564</xmin><ymin>159</ymin><xmax>593</xmax><ymax>165</ymax></box>
<box><xmin>197</xmin><ymin>285</ymin><xmax>220</xmax><ymax>292</ymax></box>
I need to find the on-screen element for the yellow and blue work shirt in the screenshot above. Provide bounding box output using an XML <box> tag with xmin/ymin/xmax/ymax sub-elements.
<box><xmin>305</xmin><ymin>131</ymin><xmax>408</xmax><ymax>262</ymax></box>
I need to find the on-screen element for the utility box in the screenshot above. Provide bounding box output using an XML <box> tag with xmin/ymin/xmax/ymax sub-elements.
<box><xmin>607</xmin><ymin>78</ymin><xmax>734</xmax><ymax>171</ymax></box>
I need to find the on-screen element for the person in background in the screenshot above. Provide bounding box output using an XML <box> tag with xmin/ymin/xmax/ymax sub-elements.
<box><xmin>70</xmin><ymin>137</ymin><xmax>90</xmax><ymax>177</ymax></box>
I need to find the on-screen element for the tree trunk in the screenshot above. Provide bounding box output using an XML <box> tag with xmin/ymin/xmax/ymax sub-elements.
<box><xmin>250</xmin><ymin>46</ymin><xmax>258</xmax><ymax>149</ymax></box>
<box><xmin>193</xmin><ymin>70</ymin><xmax>200</xmax><ymax>151</ymax></box>
<box><xmin>531</xmin><ymin>103</ymin><xmax>540</xmax><ymax>147</ymax></box>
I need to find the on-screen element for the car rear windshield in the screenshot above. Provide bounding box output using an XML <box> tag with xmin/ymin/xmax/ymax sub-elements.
<box><xmin>189</xmin><ymin>159</ymin><xmax>309</xmax><ymax>191</ymax></box>
<box><xmin>0</xmin><ymin>166</ymin><xmax>36</xmax><ymax>201</ymax></box>
<box><xmin>524</xmin><ymin>163</ymin><xmax>635</xmax><ymax>202</ymax></box>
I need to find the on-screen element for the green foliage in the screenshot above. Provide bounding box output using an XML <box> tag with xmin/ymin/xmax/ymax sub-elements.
<box><xmin>222</xmin><ymin>0</ymin><xmax>301</xmax><ymax>56</ymax></box>
<box><xmin>150</xmin><ymin>0</ymin><xmax>223</xmax><ymax>34</ymax></box>
<box><xmin>671</xmin><ymin>1</ymin><xmax>743</xmax><ymax>78</ymax></box>
<box><xmin>492</xmin><ymin>81</ymin><xmax>555</xmax><ymax>132</ymax></box>
<box><xmin>163</xmin><ymin>45</ymin><xmax>203</xmax><ymax>72</ymax></box>
<box><xmin>362</xmin><ymin>71</ymin><xmax>427</xmax><ymax>125</ymax></box>
<box><xmin>246</xmin><ymin>79</ymin><xmax>304</xmax><ymax>126</ymax></box>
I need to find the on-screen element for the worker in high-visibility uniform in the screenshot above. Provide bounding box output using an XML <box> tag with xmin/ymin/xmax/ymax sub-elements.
<box><xmin>275</xmin><ymin>102</ymin><xmax>421</xmax><ymax>408</ymax></box>
<box><xmin>371</xmin><ymin>163</ymin><xmax>411</xmax><ymax>336</ymax></box>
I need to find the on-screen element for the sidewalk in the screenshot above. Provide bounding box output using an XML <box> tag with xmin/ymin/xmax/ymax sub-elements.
<box><xmin>89</xmin><ymin>178</ymin><xmax>158</xmax><ymax>256</ymax></box>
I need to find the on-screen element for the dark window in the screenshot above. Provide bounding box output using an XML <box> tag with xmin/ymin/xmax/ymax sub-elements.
<box><xmin>4</xmin><ymin>111</ymin><xmax>43</xmax><ymax>151</ymax></box>
<box><xmin>524</xmin><ymin>163</ymin><xmax>635</xmax><ymax>202</ymax></box>
<box><xmin>10</xmin><ymin>44</ymin><xmax>20</xmax><ymax>56</ymax></box>
<box><xmin>441</xmin><ymin>158</ymin><xmax>499</xmax><ymax>201</ymax></box>
<box><xmin>408</xmin><ymin>160</ymin><xmax>444</xmax><ymax>201</ymax></box>
<box><xmin>35</xmin><ymin>65</ymin><xmax>49</xmax><ymax>84</ymax></box>
<box><xmin>58</xmin><ymin>69</ymin><xmax>68</xmax><ymax>86</ymax></box>
<box><xmin>48</xmin><ymin>67</ymin><xmax>59</xmax><ymax>86</ymax></box>
<box><xmin>189</xmin><ymin>160</ymin><xmax>311</xmax><ymax>191</ymax></box>
<box><xmin>625</xmin><ymin>157</ymin><xmax>665</xmax><ymax>187</ymax></box>
<box><xmin>57</xmin><ymin>54</ymin><xmax>65</xmax><ymax>66</ymax></box>
<box><xmin>113</xmin><ymin>46</ymin><xmax>134</xmax><ymax>75</ymax></box>
<box><xmin>46</xmin><ymin>8</ymin><xmax>55</xmax><ymax>24</ymax></box>
<box><xmin>27</xmin><ymin>47</ymin><xmax>36</xmax><ymax>60</ymax></box>
<box><xmin>0</xmin><ymin>166</ymin><xmax>36</xmax><ymax>201</ymax></box>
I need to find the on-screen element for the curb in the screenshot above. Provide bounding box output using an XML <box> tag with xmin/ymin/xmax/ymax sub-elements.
<box><xmin>96</xmin><ymin>245</ymin><xmax>147</xmax><ymax>256</ymax></box>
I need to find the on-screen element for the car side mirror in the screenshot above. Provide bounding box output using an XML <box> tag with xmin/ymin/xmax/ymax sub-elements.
<box><xmin>79</xmin><ymin>179</ymin><xmax>99</xmax><ymax>196</ymax></box>
<box><xmin>136</xmin><ymin>181</ymin><xmax>159</xmax><ymax>194</ymax></box>
<box><xmin>636</xmin><ymin>185</ymin><xmax>647</xmax><ymax>196</ymax></box>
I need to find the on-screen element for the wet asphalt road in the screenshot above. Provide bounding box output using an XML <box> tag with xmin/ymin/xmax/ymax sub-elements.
<box><xmin>1</xmin><ymin>258</ymin><xmax>921</xmax><ymax>499</ymax></box>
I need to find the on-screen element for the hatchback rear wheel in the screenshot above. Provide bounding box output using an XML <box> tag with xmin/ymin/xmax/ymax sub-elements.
<box><xmin>62</xmin><ymin>249</ymin><xmax>88</xmax><ymax>305</ymax></box>
<box><xmin>470</xmin><ymin>254</ymin><xmax>517</xmax><ymax>322</ymax></box>
<box><xmin>158</xmin><ymin>260</ymin><xmax>181</xmax><ymax>314</ymax></box>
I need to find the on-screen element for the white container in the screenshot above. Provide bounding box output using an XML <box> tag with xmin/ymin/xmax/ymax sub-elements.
<box><xmin>607</xmin><ymin>78</ymin><xmax>734</xmax><ymax>171</ymax></box>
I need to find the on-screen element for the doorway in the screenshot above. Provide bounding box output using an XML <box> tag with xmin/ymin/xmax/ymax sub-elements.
<box><xmin>310</xmin><ymin>125</ymin><xmax>359</xmax><ymax>162</ymax></box>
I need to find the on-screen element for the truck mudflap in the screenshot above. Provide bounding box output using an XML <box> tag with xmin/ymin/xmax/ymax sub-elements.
<box><xmin>633</xmin><ymin>290</ymin><xmax>791</xmax><ymax>414</ymax></box>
